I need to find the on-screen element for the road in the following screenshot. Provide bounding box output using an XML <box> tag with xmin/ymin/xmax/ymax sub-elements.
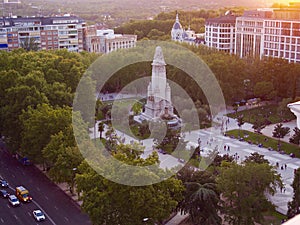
<box><xmin>0</xmin><ymin>141</ymin><xmax>91</xmax><ymax>225</ymax></box>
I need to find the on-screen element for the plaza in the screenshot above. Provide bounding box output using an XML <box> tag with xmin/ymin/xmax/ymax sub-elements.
<box><xmin>91</xmin><ymin>112</ymin><xmax>299</xmax><ymax>215</ymax></box>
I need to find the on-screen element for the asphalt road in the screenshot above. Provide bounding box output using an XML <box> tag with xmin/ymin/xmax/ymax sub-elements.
<box><xmin>0</xmin><ymin>141</ymin><xmax>91</xmax><ymax>225</ymax></box>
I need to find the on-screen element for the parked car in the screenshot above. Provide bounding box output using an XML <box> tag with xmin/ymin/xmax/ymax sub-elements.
<box><xmin>8</xmin><ymin>195</ymin><xmax>20</xmax><ymax>206</ymax></box>
<box><xmin>0</xmin><ymin>189</ymin><xmax>9</xmax><ymax>198</ymax></box>
<box><xmin>0</xmin><ymin>179</ymin><xmax>8</xmax><ymax>188</ymax></box>
<box><xmin>33</xmin><ymin>209</ymin><xmax>46</xmax><ymax>222</ymax></box>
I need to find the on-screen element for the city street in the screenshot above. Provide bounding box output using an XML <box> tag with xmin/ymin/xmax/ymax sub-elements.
<box><xmin>0</xmin><ymin>141</ymin><xmax>91</xmax><ymax>225</ymax></box>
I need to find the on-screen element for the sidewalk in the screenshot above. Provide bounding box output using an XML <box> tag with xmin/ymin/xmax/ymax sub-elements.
<box><xmin>35</xmin><ymin>164</ymin><xmax>83</xmax><ymax>209</ymax></box>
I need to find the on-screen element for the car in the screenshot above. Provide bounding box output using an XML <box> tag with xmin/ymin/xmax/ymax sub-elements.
<box><xmin>0</xmin><ymin>189</ymin><xmax>9</xmax><ymax>198</ymax></box>
<box><xmin>33</xmin><ymin>209</ymin><xmax>46</xmax><ymax>222</ymax></box>
<box><xmin>8</xmin><ymin>195</ymin><xmax>20</xmax><ymax>206</ymax></box>
<box><xmin>0</xmin><ymin>180</ymin><xmax>8</xmax><ymax>188</ymax></box>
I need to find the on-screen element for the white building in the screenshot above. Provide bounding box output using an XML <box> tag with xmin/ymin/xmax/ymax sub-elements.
<box><xmin>85</xmin><ymin>25</ymin><xmax>137</xmax><ymax>54</ymax></box>
<box><xmin>171</xmin><ymin>13</ymin><xmax>196</xmax><ymax>44</ymax></box>
<box><xmin>205</xmin><ymin>12</ymin><xmax>237</xmax><ymax>53</ymax></box>
<box><xmin>288</xmin><ymin>101</ymin><xmax>300</xmax><ymax>129</ymax></box>
<box><xmin>235</xmin><ymin>6</ymin><xmax>300</xmax><ymax>63</ymax></box>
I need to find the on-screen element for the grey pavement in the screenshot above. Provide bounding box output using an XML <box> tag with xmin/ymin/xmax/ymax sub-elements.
<box><xmin>90</xmin><ymin>114</ymin><xmax>299</xmax><ymax>222</ymax></box>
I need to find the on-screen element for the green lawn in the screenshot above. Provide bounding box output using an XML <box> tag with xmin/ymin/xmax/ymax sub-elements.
<box><xmin>226</xmin><ymin>129</ymin><xmax>300</xmax><ymax>158</ymax></box>
<box><xmin>227</xmin><ymin>104</ymin><xmax>295</xmax><ymax>124</ymax></box>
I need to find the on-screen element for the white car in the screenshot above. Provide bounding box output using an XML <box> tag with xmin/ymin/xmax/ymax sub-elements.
<box><xmin>33</xmin><ymin>209</ymin><xmax>46</xmax><ymax>222</ymax></box>
<box><xmin>8</xmin><ymin>195</ymin><xmax>20</xmax><ymax>206</ymax></box>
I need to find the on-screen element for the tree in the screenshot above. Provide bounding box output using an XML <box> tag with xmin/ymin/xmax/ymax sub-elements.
<box><xmin>180</xmin><ymin>182</ymin><xmax>221</xmax><ymax>225</ymax></box>
<box><xmin>236</xmin><ymin>115</ymin><xmax>245</xmax><ymax>137</ymax></box>
<box><xmin>289</xmin><ymin>127</ymin><xmax>300</xmax><ymax>145</ymax></box>
<box><xmin>76</xmin><ymin>141</ymin><xmax>184</xmax><ymax>225</ymax></box>
<box><xmin>252</xmin><ymin>119</ymin><xmax>266</xmax><ymax>134</ymax></box>
<box><xmin>20</xmin><ymin>104</ymin><xmax>72</xmax><ymax>163</ymax></box>
<box><xmin>244</xmin><ymin>152</ymin><xmax>269</xmax><ymax>164</ymax></box>
<box><xmin>98</xmin><ymin>122</ymin><xmax>105</xmax><ymax>139</ymax></box>
<box><xmin>287</xmin><ymin>168</ymin><xmax>300</xmax><ymax>218</ymax></box>
<box><xmin>48</xmin><ymin>146</ymin><xmax>83</xmax><ymax>194</ymax></box>
<box><xmin>20</xmin><ymin>37</ymin><xmax>39</xmax><ymax>51</ymax></box>
<box><xmin>217</xmin><ymin>163</ymin><xmax>282</xmax><ymax>225</ymax></box>
<box><xmin>104</xmin><ymin>125</ymin><xmax>120</xmax><ymax>152</ymax></box>
<box><xmin>253</xmin><ymin>81</ymin><xmax>276</xmax><ymax>100</ymax></box>
<box><xmin>177</xmin><ymin>167</ymin><xmax>221</xmax><ymax>225</ymax></box>
<box><xmin>277</xmin><ymin>98</ymin><xmax>293</xmax><ymax>121</ymax></box>
<box><xmin>272</xmin><ymin>123</ymin><xmax>290</xmax><ymax>150</ymax></box>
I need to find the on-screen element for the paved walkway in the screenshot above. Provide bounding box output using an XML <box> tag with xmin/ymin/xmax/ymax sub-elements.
<box><xmin>89</xmin><ymin>109</ymin><xmax>299</xmax><ymax>224</ymax></box>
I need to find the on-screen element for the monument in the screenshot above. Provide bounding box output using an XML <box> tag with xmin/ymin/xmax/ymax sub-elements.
<box><xmin>288</xmin><ymin>101</ymin><xmax>300</xmax><ymax>129</ymax></box>
<box><xmin>134</xmin><ymin>46</ymin><xmax>181</xmax><ymax>128</ymax></box>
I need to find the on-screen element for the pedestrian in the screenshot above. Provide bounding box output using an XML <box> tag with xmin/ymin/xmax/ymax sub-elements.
<box><xmin>281</xmin><ymin>166</ymin><xmax>283</xmax><ymax>170</ymax></box>
<box><xmin>227</xmin><ymin>146</ymin><xmax>230</xmax><ymax>151</ymax></box>
<box><xmin>276</xmin><ymin>162</ymin><xmax>279</xmax><ymax>167</ymax></box>
<box><xmin>224</xmin><ymin>145</ymin><xmax>226</xmax><ymax>151</ymax></box>
<box><xmin>283</xmin><ymin>187</ymin><xmax>286</xmax><ymax>193</ymax></box>
<box><xmin>285</xmin><ymin>164</ymin><xmax>287</xmax><ymax>170</ymax></box>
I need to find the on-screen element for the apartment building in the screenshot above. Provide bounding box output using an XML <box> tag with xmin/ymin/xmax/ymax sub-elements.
<box><xmin>235</xmin><ymin>7</ymin><xmax>300</xmax><ymax>63</ymax></box>
<box><xmin>205</xmin><ymin>12</ymin><xmax>237</xmax><ymax>53</ymax></box>
<box><xmin>235</xmin><ymin>10</ymin><xmax>271</xmax><ymax>59</ymax></box>
<box><xmin>85</xmin><ymin>25</ymin><xmax>137</xmax><ymax>54</ymax></box>
<box><xmin>0</xmin><ymin>15</ymin><xmax>86</xmax><ymax>52</ymax></box>
<box><xmin>204</xmin><ymin>3</ymin><xmax>300</xmax><ymax>63</ymax></box>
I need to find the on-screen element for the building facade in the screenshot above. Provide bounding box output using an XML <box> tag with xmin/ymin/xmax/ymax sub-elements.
<box><xmin>171</xmin><ymin>13</ymin><xmax>197</xmax><ymax>44</ymax></box>
<box><xmin>235</xmin><ymin>6</ymin><xmax>300</xmax><ymax>63</ymax></box>
<box><xmin>205</xmin><ymin>13</ymin><xmax>237</xmax><ymax>53</ymax></box>
<box><xmin>85</xmin><ymin>25</ymin><xmax>137</xmax><ymax>54</ymax></box>
<box><xmin>0</xmin><ymin>15</ymin><xmax>86</xmax><ymax>52</ymax></box>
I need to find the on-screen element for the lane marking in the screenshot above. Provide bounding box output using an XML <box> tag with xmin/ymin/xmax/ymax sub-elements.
<box><xmin>45</xmin><ymin>196</ymin><xmax>49</xmax><ymax>200</ymax></box>
<box><xmin>32</xmin><ymin>200</ymin><xmax>57</xmax><ymax>225</ymax></box>
<box><xmin>1</xmin><ymin>218</ymin><xmax>4</xmax><ymax>223</ymax></box>
<box><xmin>64</xmin><ymin>217</ymin><xmax>69</xmax><ymax>221</ymax></box>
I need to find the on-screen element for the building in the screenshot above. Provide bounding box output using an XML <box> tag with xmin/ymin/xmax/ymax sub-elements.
<box><xmin>235</xmin><ymin>4</ymin><xmax>300</xmax><ymax>63</ymax></box>
<box><xmin>235</xmin><ymin>10</ymin><xmax>269</xmax><ymax>58</ymax></box>
<box><xmin>205</xmin><ymin>12</ymin><xmax>237</xmax><ymax>53</ymax></box>
<box><xmin>288</xmin><ymin>101</ymin><xmax>300</xmax><ymax>129</ymax></box>
<box><xmin>85</xmin><ymin>25</ymin><xmax>137</xmax><ymax>54</ymax></box>
<box><xmin>0</xmin><ymin>15</ymin><xmax>86</xmax><ymax>52</ymax></box>
<box><xmin>171</xmin><ymin>13</ymin><xmax>196</xmax><ymax>44</ymax></box>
